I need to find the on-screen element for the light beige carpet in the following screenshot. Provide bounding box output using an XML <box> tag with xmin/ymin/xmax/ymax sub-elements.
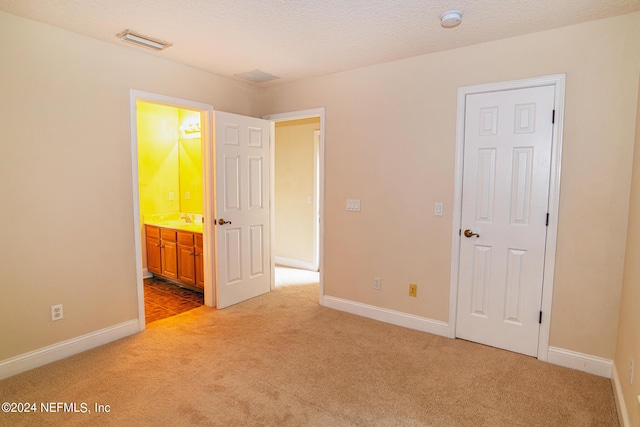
<box><xmin>0</xmin><ymin>283</ymin><xmax>618</xmax><ymax>426</ymax></box>
<box><xmin>275</xmin><ymin>266</ymin><xmax>319</xmax><ymax>287</ymax></box>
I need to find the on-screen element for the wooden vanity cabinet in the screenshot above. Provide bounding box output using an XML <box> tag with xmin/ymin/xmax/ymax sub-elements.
<box><xmin>195</xmin><ymin>234</ymin><xmax>204</xmax><ymax>288</ymax></box>
<box><xmin>177</xmin><ymin>231</ymin><xmax>196</xmax><ymax>286</ymax></box>
<box><xmin>145</xmin><ymin>225</ymin><xmax>178</xmax><ymax>280</ymax></box>
<box><xmin>145</xmin><ymin>226</ymin><xmax>162</xmax><ymax>275</ymax></box>
<box><xmin>146</xmin><ymin>225</ymin><xmax>203</xmax><ymax>290</ymax></box>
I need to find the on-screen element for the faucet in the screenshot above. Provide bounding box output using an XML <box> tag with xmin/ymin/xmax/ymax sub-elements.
<box><xmin>182</xmin><ymin>214</ymin><xmax>192</xmax><ymax>224</ymax></box>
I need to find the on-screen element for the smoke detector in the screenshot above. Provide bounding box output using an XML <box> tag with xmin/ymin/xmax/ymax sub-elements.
<box><xmin>440</xmin><ymin>10</ymin><xmax>462</xmax><ymax>28</ymax></box>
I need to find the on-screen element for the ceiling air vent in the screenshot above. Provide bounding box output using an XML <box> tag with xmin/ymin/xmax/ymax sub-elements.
<box><xmin>235</xmin><ymin>69</ymin><xmax>280</xmax><ymax>84</ymax></box>
<box><xmin>116</xmin><ymin>30</ymin><xmax>172</xmax><ymax>51</ymax></box>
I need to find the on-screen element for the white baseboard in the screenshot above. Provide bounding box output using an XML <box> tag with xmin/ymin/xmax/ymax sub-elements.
<box><xmin>547</xmin><ymin>346</ymin><xmax>613</xmax><ymax>378</ymax></box>
<box><xmin>0</xmin><ymin>319</ymin><xmax>140</xmax><ymax>380</ymax></box>
<box><xmin>322</xmin><ymin>295</ymin><xmax>449</xmax><ymax>337</ymax></box>
<box><xmin>142</xmin><ymin>268</ymin><xmax>153</xmax><ymax>279</ymax></box>
<box><xmin>275</xmin><ymin>256</ymin><xmax>317</xmax><ymax>271</ymax></box>
<box><xmin>611</xmin><ymin>363</ymin><xmax>631</xmax><ymax>427</ymax></box>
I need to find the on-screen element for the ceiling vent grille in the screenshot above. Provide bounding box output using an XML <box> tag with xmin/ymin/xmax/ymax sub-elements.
<box><xmin>235</xmin><ymin>69</ymin><xmax>280</xmax><ymax>84</ymax></box>
<box><xmin>116</xmin><ymin>30</ymin><xmax>172</xmax><ymax>51</ymax></box>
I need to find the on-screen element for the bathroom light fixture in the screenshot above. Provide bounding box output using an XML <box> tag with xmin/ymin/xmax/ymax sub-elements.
<box><xmin>116</xmin><ymin>30</ymin><xmax>172</xmax><ymax>51</ymax></box>
<box><xmin>440</xmin><ymin>10</ymin><xmax>462</xmax><ymax>28</ymax></box>
<box><xmin>180</xmin><ymin>123</ymin><xmax>201</xmax><ymax>134</ymax></box>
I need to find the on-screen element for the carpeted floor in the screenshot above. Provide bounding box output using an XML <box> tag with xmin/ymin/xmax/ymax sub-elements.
<box><xmin>0</xmin><ymin>282</ymin><xmax>618</xmax><ymax>426</ymax></box>
<box><xmin>275</xmin><ymin>265</ymin><xmax>319</xmax><ymax>287</ymax></box>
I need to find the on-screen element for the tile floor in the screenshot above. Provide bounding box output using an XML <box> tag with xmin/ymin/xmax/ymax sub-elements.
<box><xmin>144</xmin><ymin>277</ymin><xmax>204</xmax><ymax>323</ymax></box>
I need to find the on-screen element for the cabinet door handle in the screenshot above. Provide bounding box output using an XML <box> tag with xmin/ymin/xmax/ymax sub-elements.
<box><xmin>194</xmin><ymin>253</ymin><xmax>200</xmax><ymax>257</ymax></box>
<box><xmin>155</xmin><ymin>244</ymin><xmax>160</xmax><ymax>247</ymax></box>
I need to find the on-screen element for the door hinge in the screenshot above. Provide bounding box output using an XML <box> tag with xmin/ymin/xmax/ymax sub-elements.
<box><xmin>459</xmin><ymin>229</ymin><xmax>461</xmax><ymax>236</ymax></box>
<box><xmin>545</xmin><ymin>213</ymin><xmax>549</xmax><ymax>226</ymax></box>
<box><xmin>552</xmin><ymin>110</ymin><xmax>555</xmax><ymax>124</ymax></box>
<box><xmin>539</xmin><ymin>311</ymin><xmax>543</xmax><ymax>324</ymax></box>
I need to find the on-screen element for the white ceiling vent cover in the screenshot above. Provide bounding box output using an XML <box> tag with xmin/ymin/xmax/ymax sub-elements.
<box><xmin>117</xmin><ymin>30</ymin><xmax>172</xmax><ymax>51</ymax></box>
<box><xmin>235</xmin><ymin>70</ymin><xmax>280</xmax><ymax>84</ymax></box>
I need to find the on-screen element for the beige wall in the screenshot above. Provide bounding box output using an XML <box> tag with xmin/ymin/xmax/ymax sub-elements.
<box><xmin>274</xmin><ymin>118</ymin><xmax>319</xmax><ymax>265</ymax></box>
<box><xmin>2</xmin><ymin>7</ymin><xmax>639</xmax><ymax>370</ymax></box>
<box><xmin>614</xmin><ymin>76</ymin><xmax>640</xmax><ymax>426</ymax></box>
<box><xmin>260</xmin><ymin>13</ymin><xmax>640</xmax><ymax>359</ymax></box>
<box><xmin>0</xmin><ymin>11</ymin><xmax>260</xmax><ymax>360</ymax></box>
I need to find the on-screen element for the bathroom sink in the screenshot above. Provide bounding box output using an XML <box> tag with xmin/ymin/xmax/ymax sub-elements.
<box><xmin>145</xmin><ymin>219</ymin><xmax>203</xmax><ymax>231</ymax></box>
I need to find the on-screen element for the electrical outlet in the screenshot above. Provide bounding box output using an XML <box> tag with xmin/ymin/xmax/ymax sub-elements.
<box><xmin>409</xmin><ymin>284</ymin><xmax>417</xmax><ymax>297</ymax></box>
<box><xmin>373</xmin><ymin>277</ymin><xmax>381</xmax><ymax>290</ymax></box>
<box><xmin>51</xmin><ymin>304</ymin><xmax>63</xmax><ymax>321</ymax></box>
<box><xmin>631</xmin><ymin>359</ymin><xmax>635</xmax><ymax>385</ymax></box>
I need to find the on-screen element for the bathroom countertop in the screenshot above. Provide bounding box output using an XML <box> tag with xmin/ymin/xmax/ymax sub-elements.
<box><xmin>144</xmin><ymin>220</ymin><xmax>203</xmax><ymax>233</ymax></box>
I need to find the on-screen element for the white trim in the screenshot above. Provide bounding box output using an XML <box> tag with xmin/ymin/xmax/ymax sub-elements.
<box><xmin>547</xmin><ymin>346</ymin><xmax>612</xmax><ymax>378</ymax></box>
<box><xmin>612</xmin><ymin>363</ymin><xmax>631</xmax><ymax>427</ymax></box>
<box><xmin>264</xmin><ymin>108</ymin><xmax>326</xmax><ymax>304</ymax></box>
<box><xmin>142</xmin><ymin>268</ymin><xmax>153</xmax><ymax>279</ymax></box>
<box><xmin>449</xmin><ymin>74</ymin><xmax>566</xmax><ymax>360</ymax></box>
<box><xmin>312</xmin><ymin>130</ymin><xmax>321</xmax><ymax>271</ymax></box>
<box><xmin>275</xmin><ymin>256</ymin><xmax>317</xmax><ymax>271</ymax></box>
<box><xmin>0</xmin><ymin>320</ymin><xmax>139</xmax><ymax>380</ymax></box>
<box><xmin>201</xmin><ymin>106</ymin><xmax>216</xmax><ymax>307</ymax></box>
<box><xmin>323</xmin><ymin>296</ymin><xmax>450</xmax><ymax>337</ymax></box>
<box><xmin>129</xmin><ymin>90</ymin><xmax>216</xmax><ymax>327</ymax></box>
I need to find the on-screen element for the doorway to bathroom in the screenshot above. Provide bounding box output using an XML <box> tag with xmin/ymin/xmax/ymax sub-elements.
<box><xmin>129</xmin><ymin>91</ymin><xmax>215</xmax><ymax>328</ymax></box>
<box><xmin>135</xmin><ymin>100</ymin><xmax>206</xmax><ymax>323</ymax></box>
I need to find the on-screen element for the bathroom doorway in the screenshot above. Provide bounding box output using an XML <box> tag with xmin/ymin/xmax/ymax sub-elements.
<box><xmin>129</xmin><ymin>90</ymin><xmax>215</xmax><ymax>329</ymax></box>
<box><xmin>135</xmin><ymin>101</ymin><xmax>206</xmax><ymax>323</ymax></box>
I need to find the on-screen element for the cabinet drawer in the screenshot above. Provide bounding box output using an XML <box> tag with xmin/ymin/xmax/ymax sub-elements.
<box><xmin>195</xmin><ymin>233</ymin><xmax>203</xmax><ymax>248</ymax></box>
<box><xmin>145</xmin><ymin>225</ymin><xmax>160</xmax><ymax>239</ymax></box>
<box><xmin>178</xmin><ymin>231</ymin><xmax>194</xmax><ymax>246</ymax></box>
<box><xmin>160</xmin><ymin>228</ymin><xmax>177</xmax><ymax>242</ymax></box>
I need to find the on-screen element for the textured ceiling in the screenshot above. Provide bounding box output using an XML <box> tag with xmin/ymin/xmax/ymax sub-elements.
<box><xmin>1</xmin><ymin>0</ymin><xmax>639</xmax><ymax>86</ymax></box>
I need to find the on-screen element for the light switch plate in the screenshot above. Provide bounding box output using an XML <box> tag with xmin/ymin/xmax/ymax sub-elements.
<box><xmin>434</xmin><ymin>202</ymin><xmax>443</xmax><ymax>216</ymax></box>
<box><xmin>346</xmin><ymin>199</ymin><xmax>361</xmax><ymax>212</ymax></box>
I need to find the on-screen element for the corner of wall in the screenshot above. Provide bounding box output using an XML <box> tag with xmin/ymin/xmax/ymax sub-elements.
<box><xmin>612</xmin><ymin>362</ymin><xmax>632</xmax><ymax>427</ymax></box>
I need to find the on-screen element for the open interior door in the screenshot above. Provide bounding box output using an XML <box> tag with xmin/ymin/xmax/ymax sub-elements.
<box><xmin>214</xmin><ymin>111</ymin><xmax>271</xmax><ymax>309</ymax></box>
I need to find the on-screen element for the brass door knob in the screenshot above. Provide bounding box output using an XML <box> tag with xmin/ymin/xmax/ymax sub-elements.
<box><xmin>464</xmin><ymin>229</ymin><xmax>480</xmax><ymax>238</ymax></box>
<box><xmin>218</xmin><ymin>218</ymin><xmax>232</xmax><ymax>225</ymax></box>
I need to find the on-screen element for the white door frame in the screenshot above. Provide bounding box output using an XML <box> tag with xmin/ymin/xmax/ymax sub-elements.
<box><xmin>263</xmin><ymin>108</ymin><xmax>326</xmax><ymax>303</ymax></box>
<box><xmin>448</xmin><ymin>75</ymin><xmax>566</xmax><ymax>361</ymax></box>
<box><xmin>129</xmin><ymin>90</ymin><xmax>215</xmax><ymax>330</ymax></box>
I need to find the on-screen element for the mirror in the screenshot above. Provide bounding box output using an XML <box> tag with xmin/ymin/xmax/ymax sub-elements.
<box><xmin>178</xmin><ymin>109</ymin><xmax>202</xmax><ymax>215</ymax></box>
<box><xmin>137</xmin><ymin>102</ymin><xmax>202</xmax><ymax>222</ymax></box>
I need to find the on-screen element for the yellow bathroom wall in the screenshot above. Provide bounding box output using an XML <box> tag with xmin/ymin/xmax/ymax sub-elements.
<box><xmin>137</xmin><ymin>101</ymin><xmax>180</xmax><ymax>217</ymax></box>
<box><xmin>137</xmin><ymin>103</ymin><xmax>203</xmax><ymax>218</ymax></box>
